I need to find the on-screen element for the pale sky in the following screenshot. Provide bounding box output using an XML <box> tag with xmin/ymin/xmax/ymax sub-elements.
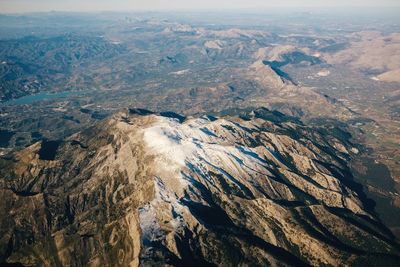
<box><xmin>1</xmin><ymin>0</ymin><xmax>399</xmax><ymax>13</ymax></box>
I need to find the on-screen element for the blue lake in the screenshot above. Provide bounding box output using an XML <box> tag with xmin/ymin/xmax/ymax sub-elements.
<box><xmin>4</xmin><ymin>91</ymin><xmax>74</xmax><ymax>105</ymax></box>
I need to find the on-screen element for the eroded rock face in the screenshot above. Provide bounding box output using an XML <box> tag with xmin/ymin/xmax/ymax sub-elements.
<box><xmin>0</xmin><ymin>114</ymin><xmax>155</xmax><ymax>267</ymax></box>
<box><xmin>0</xmin><ymin>109</ymin><xmax>399</xmax><ymax>266</ymax></box>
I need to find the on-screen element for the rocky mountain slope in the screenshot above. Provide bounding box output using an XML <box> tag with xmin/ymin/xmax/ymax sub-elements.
<box><xmin>0</xmin><ymin>108</ymin><xmax>399</xmax><ymax>266</ymax></box>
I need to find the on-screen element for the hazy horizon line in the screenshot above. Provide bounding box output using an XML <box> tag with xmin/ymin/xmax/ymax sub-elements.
<box><xmin>1</xmin><ymin>6</ymin><xmax>400</xmax><ymax>15</ymax></box>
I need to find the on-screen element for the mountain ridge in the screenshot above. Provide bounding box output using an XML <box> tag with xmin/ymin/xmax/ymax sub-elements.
<box><xmin>0</xmin><ymin>108</ymin><xmax>399</xmax><ymax>266</ymax></box>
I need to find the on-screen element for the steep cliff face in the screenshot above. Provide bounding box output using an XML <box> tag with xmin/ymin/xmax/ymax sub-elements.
<box><xmin>0</xmin><ymin>109</ymin><xmax>399</xmax><ymax>266</ymax></box>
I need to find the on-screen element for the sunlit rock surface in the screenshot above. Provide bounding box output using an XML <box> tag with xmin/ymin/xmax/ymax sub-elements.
<box><xmin>0</xmin><ymin>108</ymin><xmax>399</xmax><ymax>266</ymax></box>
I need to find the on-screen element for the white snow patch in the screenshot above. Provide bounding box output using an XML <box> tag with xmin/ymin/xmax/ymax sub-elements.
<box><xmin>143</xmin><ymin>117</ymin><xmax>277</xmax><ymax>189</ymax></box>
<box><xmin>139</xmin><ymin>177</ymin><xmax>188</xmax><ymax>239</ymax></box>
<box><xmin>139</xmin><ymin>204</ymin><xmax>159</xmax><ymax>238</ymax></box>
<box><xmin>143</xmin><ymin>121</ymin><xmax>197</xmax><ymax>166</ymax></box>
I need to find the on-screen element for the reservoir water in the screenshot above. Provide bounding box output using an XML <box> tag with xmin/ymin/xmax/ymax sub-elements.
<box><xmin>4</xmin><ymin>91</ymin><xmax>74</xmax><ymax>105</ymax></box>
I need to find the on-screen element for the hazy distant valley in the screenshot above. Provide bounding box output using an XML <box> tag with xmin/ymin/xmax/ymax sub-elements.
<box><xmin>0</xmin><ymin>11</ymin><xmax>400</xmax><ymax>266</ymax></box>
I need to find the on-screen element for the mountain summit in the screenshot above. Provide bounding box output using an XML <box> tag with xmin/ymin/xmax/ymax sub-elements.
<box><xmin>0</xmin><ymin>109</ymin><xmax>399</xmax><ymax>266</ymax></box>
